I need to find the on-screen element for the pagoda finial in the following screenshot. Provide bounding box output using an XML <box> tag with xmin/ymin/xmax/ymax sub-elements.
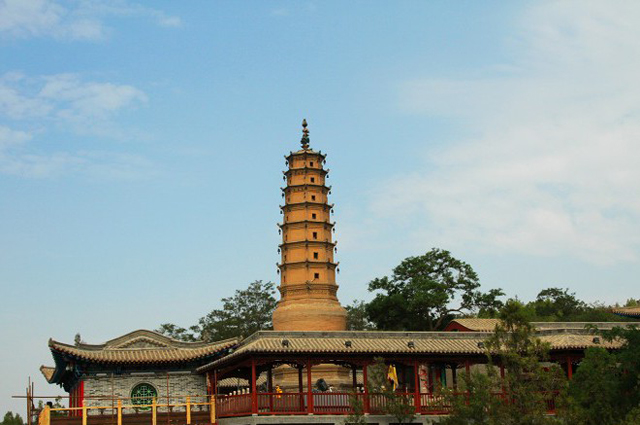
<box><xmin>301</xmin><ymin>119</ymin><xmax>310</xmax><ymax>150</ymax></box>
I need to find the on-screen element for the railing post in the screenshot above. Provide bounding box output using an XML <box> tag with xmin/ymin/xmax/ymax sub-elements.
<box><xmin>42</xmin><ymin>406</ymin><xmax>51</xmax><ymax>425</ymax></box>
<box><xmin>82</xmin><ymin>403</ymin><xmax>87</xmax><ymax>425</ymax></box>
<box><xmin>186</xmin><ymin>396</ymin><xmax>191</xmax><ymax>424</ymax></box>
<box><xmin>152</xmin><ymin>397</ymin><xmax>157</xmax><ymax>425</ymax></box>
<box><xmin>209</xmin><ymin>394</ymin><xmax>216</xmax><ymax>424</ymax></box>
<box><xmin>117</xmin><ymin>400</ymin><xmax>122</xmax><ymax>425</ymax></box>
<box><xmin>414</xmin><ymin>360</ymin><xmax>421</xmax><ymax>414</ymax></box>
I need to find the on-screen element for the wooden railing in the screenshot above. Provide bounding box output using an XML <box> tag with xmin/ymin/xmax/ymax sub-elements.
<box><xmin>37</xmin><ymin>391</ymin><xmax>559</xmax><ymax>424</ymax></box>
<box><xmin>40</xmin><ymin>396</ymin><xmax>215</xmax><ymax>425</ymax></box>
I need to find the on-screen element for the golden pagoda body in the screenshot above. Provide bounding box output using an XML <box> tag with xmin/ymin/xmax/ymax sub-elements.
<box><xmin>272</xmin><ymin>120</ymin><xmax>347</xmax><ymax>331</ymax></box>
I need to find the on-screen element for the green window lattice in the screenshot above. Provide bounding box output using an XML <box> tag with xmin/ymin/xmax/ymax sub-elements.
<box><xmin>130</xmin><ymin>383</ymin><xmax>157</xmax><ymax>408</ymax></box>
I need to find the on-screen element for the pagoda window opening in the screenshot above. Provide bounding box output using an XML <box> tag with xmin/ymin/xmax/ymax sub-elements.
<box><xmin>311</xmin><ymin>195</ymin><xmax>316</xmax><ymax>201</ymax></box>
<box><xmin>310</xmin><ymin>161</ymin><xmax>314</xmax><ymax>166</ymax></box>
<box><xmin>313</xmin><ymin>252</ymin><xmax>319</xmax><ymax>259</ymax></box>
<box><xmin>312</xmin><ymin>213</ymin><xmax>317</xmax><ymax>219</ymax></box>
<box><xmin>314</xmin><ymin>273</ymin><xmax>320</xmax><ymax>279</ymax></box>
<box><xmin>313</xmin><ymin>232</ymin><xmax>318</xmax><ymax>239</ymax></box>
<box><xmin>310</xmin><ymin>177</ymin><xmax>315</xmax><ymax>183</ymax></box>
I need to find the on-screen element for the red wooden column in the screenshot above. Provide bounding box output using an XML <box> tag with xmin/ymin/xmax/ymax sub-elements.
<box><xmin>78</xmin><ymin>380</ymin><xmax>84</xmax><ymax>417</ymax></box>
<box><xmin>251</xmin><ymin>358</ymin><xmax>258</xmax><ymax>415</ymax></box>
<box><xmin>413</xmin><ymin>360</ymin><xmax>421</xmax><ymax>414</ymax></box>
<box><xmin>306</xmin><ymin>360</ymin><xmax>314</xmax><ymax>414</ymax></box>
<box><xmin>298</xmin><ymin>366</ymin><xmax>304</xmax><ymax>411</ymax></box>
<box><xmin>362</xmin><ymin>361</ymin><xmax>370</xmax><ymax>414</ymax></box>
<box><xmin>567</xmin><ymin>356</ymin><xmax>573</xmax><ymax>380</ymax></box>
<box><xmin>267</xmin><ymin>367</ymin><xmax>273</xmax><ymax>412</ymax></box>
<box><xmin>352</xmin><ymin>365</ymin><xmax>358</xmax><ymax>390</ymax></box>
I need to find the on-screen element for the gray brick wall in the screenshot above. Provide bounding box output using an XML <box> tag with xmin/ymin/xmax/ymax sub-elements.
<box><xmin>82</xmin><ymin>372</ymin><xmax>208</xmax><ymax>415</ymax></box>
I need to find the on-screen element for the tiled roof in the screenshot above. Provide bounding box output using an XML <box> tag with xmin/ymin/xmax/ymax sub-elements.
<box><xmin>448</xmin><ymin>319</ymin><xmax>499</xmax><ymax>332</ymax></box>
<box><xmin>40</xmin><ymin>365</ymin><xmax>55</xmax><ymax>382</ymax></box>
<box><xmin>447</xmin><ymin>318</ymin><xmax>631</xmax><ymax>332</ymax></box>
<box><xmin>49</xmin><ymin>330</ymin><xmax>238</xmax><ymax>364</ymax></box>
<box><xmin>612</xmin><ymin>306</ymin><xmax>640</xmax><ymax>317</ymax></box>
<box><xmin>197</xmin><ymin>328</ymin><xmax>626</xmax><ymax>373</ymax></box>
<box><xmin>540</xmin><ymin>333</ymin><xmax>620</xmax><ymax>350</ymax></box>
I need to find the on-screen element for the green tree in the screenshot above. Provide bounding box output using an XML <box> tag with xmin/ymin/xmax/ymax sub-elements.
<box><xmin>442</xmin><ymin>300</ymin><xmax>565</xmax><ymax>425</ymax></box>
<box><xmin>530</xmin><ymin>288</ymin><xmax>586</xmax><ymax>320</ymax></box>
<box><xmin>522</xmin><ymin>289</ymin><xmax>633</xmax><ymax>323</ymax></box>
<box><xmin>562</xmin><ymin>325</ymin><xmax>640</xmax><ymax>425</ymax></box>
<box><xmin>1</xmin><ymin>412</ymin><xmax>24</xmax><ymax>425</ymax></box>
<box><xmin>366</xmin><ymin>249</ymin><xmax>503</xmax><ymax>331</ymax></box>
<box><xmin>157</xmin><ymin>280</ymin><xmax>277</xmax><ymax>341</ymax></box>
<box><xmin>155</xmin><ymin>323</ymin><xmax>199</xmax><ymax>342</ymax></box>
<box><xmin>345</xmin><ymin>300</ymin><xmax>374</xmax><ymax>331</ymax></box>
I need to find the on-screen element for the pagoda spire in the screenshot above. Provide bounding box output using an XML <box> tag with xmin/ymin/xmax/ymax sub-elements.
<box><xmin>301</xmin><ymin>119</ymin><xmax>310</xmax><ymax>150</ymax></box>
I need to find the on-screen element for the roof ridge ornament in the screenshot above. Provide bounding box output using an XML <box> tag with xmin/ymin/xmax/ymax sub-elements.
<box><xmin>301</xmin><ymin>119</ymin><xmax>310</xmax><ymax>150</ymax></box>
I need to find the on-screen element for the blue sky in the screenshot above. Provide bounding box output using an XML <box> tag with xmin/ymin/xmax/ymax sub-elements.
<box><xmin>1</xmin><ymin>0</ymin><xmax>639</xmax><ymax>414</ymax></box>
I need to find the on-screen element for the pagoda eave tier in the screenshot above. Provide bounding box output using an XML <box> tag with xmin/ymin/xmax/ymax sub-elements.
<box><xmin>285</xmin><ymin>150</ymin><xmax>327</xmax><ymax>161</ymax></box>
<box><xmin>279</xmin><ymin>240</ymin><xmax>336</xmax><ymax>249</ymax></box>
<box><xmin>277</xmin><ymin>222</ymin><xmax>336</xmax><ymax>231</ymax></box>
<box><xmin>278</xmin><ymin>261</ymin><xmax>339</xmax><ymax>270</ymax></box>
<box><xmin>281</xmin><ymin>184</ymin><xmax>331</xmax><ymax>193</ymax></box>
<box><xmin>283</xmin><ymin>168</ymin><xmax>329</xmax><ymax>177</ymax></box>
<box><xmin>280</xmin><ymin>202</ymin><xmax>334</xmax><ymax>211</ymax></box>
<box><xmin>278</xmin><ymin>282</ymin><xmax>340</xmax><ymax>290</ymax></box>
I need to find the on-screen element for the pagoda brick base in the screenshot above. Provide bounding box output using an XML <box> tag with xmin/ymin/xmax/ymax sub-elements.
<box><xmin>272</xmin><ymin>298</ymin><xmax>347</xmax><ymax>331</ymax></box>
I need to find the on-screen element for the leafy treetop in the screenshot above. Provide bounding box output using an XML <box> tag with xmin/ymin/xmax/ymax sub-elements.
<box><xmin>366</xmin><ymin>248</ymin><xmax>504</xmax><ymax>331</ymax></box>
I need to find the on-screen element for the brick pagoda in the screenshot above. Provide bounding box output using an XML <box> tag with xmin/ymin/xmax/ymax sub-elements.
<box><xmin>272</xmin><ymin>119</ymin><xmax>347</xmax><ymax>331</ymax></box>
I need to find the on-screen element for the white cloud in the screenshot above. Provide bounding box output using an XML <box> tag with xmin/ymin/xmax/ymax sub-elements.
<box><xmin>39</xmin><ymin>74</ymin><xmax>147</xmax><ymax>122</ymax></box>
<box><xmin>0</xmin><ymin>0</ymin><xmax>181</xmax><ymax>40</ymax></box>
<box><xmin>0</xmin><ymin>72</ymin><xmax>151</xmax><ymax>179</ymax></box>
<box><xmin>384</xmin><ymin>0</ymin><xmax>640</xmax><ymax>265</ymax></box>
<box><xmin>0</xmin><ymin>72</ymin><xmax>147</xmax><ymax>126</ymax></box>
<box><xmin>0</xmin><ymin>125</ymin><xmax>31</xmax><ymax>149</ymax></box>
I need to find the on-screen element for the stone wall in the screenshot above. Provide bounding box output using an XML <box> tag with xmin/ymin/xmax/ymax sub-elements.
<box><xmin>82</xmin><ymin>371</ymin><xmax>207</xmax><ymax>415</ymax></box>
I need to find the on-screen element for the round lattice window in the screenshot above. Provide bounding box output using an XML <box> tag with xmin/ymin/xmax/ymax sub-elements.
<box><xmin>131</xmin><ymin>383</ymin><xmax>157</xmax><ymax>408</ymax></box>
